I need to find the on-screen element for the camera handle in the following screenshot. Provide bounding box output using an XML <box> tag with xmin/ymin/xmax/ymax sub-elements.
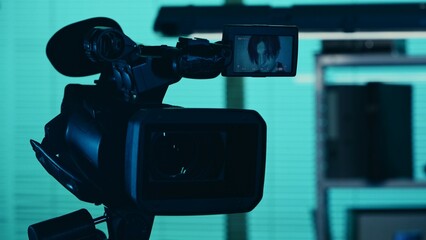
<box><xmin>28</xmin><ymin>209</ymin><xmax>107</xmax><ymax>240</ymax></box>
<box><xmin>28</xmin><ymin>207</ymin><xmax>155</xmax><ymax>240</ymax></box>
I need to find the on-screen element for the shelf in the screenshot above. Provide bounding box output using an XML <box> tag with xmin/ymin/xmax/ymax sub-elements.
<box><xmin>321</xmin><ymin>179</ymin><xmax>426</xmax><ymax>189</ymax></box>
<box><xmin>315</xmin><ymin>52</ymin><xmax>426</xmax><ymax>240</ymax></box>
<box><xmin>316</xmin><ymin>54</ymin><xmax>426</xmax><ymax>67</ymax></box>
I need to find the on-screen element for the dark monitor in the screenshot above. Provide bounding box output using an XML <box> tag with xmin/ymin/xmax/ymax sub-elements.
<box><xmin>348</xmin><ymin>208</ymin><xmax>426</xmax><ymax>240</ymax></box>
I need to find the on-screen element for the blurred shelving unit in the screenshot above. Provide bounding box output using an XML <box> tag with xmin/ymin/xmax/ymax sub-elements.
<box><xmin>315</xmin><ymin>50</ymin><xmax>426</xmax><ymax>240</ymax></box>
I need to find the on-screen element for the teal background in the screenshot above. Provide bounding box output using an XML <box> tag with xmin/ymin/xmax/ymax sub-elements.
<box><xmin>1</xmin><ymin>0</ymin><xmax>426</xmax><ymax>239</ymax></box>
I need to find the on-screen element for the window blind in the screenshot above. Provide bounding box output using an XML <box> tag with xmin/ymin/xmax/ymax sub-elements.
<box><xmin>0</xmin><ymin>1</ymin><xmax>226</xmax><ymax>239</ymax></box>
<box><xmin>2</xmin><ymin>0</ymin><xmax>426</xmax><ymax>239</ymax></box>
<box><xmin>245</xmin><ymin>39</ymin><xmax>320</xmax><ymax>240</ymax></box>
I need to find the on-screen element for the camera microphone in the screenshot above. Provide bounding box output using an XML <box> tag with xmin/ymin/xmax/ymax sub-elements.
<box><xmin>46</xmin><ymin>17</ymin><xmax>123</xmax><ymax>77</ymax></box>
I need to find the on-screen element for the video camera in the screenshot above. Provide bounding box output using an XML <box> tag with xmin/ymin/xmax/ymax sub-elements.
<box><xmin>28</xmin><ymin>17</ymin><xmax>298</xmax><ymax>240</ymax></box>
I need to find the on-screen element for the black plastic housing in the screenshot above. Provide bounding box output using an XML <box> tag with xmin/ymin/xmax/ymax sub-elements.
<box><xmin>125</xmin><ymin>108</ymin><xmax>266</xmax><ymax>215</ymax></box>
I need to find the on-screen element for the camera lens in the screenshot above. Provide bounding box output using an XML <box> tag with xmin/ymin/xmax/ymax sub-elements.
<box><xmin>150</xmin><ymin>131</ymin><xmax>225</xmax><ymax>181</ymax></box>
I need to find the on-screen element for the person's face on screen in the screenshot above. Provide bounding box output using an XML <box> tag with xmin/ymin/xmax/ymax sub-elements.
<box><xmin>256</xmin><ymin>41</ymin><xmax>278</xmax><ymax>72</ymax></box>
<box><xmin>248</xmin><ymin>36</ymin><xmax>281</xmax><ymax>73</ymax></box>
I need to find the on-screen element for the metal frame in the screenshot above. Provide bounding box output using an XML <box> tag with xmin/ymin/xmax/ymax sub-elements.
<box><xmin>154</xmin><ymin>4</ymin><xmax>426</xmax><ymax>37</ymax></box>
<box><xmin>315</xmin><ymin>53</ymin><xmax>426</xmax><ymax>240</ymax></box>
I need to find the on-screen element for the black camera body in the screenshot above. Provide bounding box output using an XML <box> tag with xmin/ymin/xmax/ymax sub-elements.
<box><xmin>29</xmin><ymin>17</ymin><xmax>297</xmax><ymax>240</ymax></box>
<box><xmin>37</xmin><ymin>83</ymin><xmax>266</xmax><ymax>215</ymax></box>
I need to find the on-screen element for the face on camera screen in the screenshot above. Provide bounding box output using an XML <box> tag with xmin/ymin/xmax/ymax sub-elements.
<box><xmin>233</xmin><ymin>35</ymin><xmax>293</xmax><ymax>73</ymax></box>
